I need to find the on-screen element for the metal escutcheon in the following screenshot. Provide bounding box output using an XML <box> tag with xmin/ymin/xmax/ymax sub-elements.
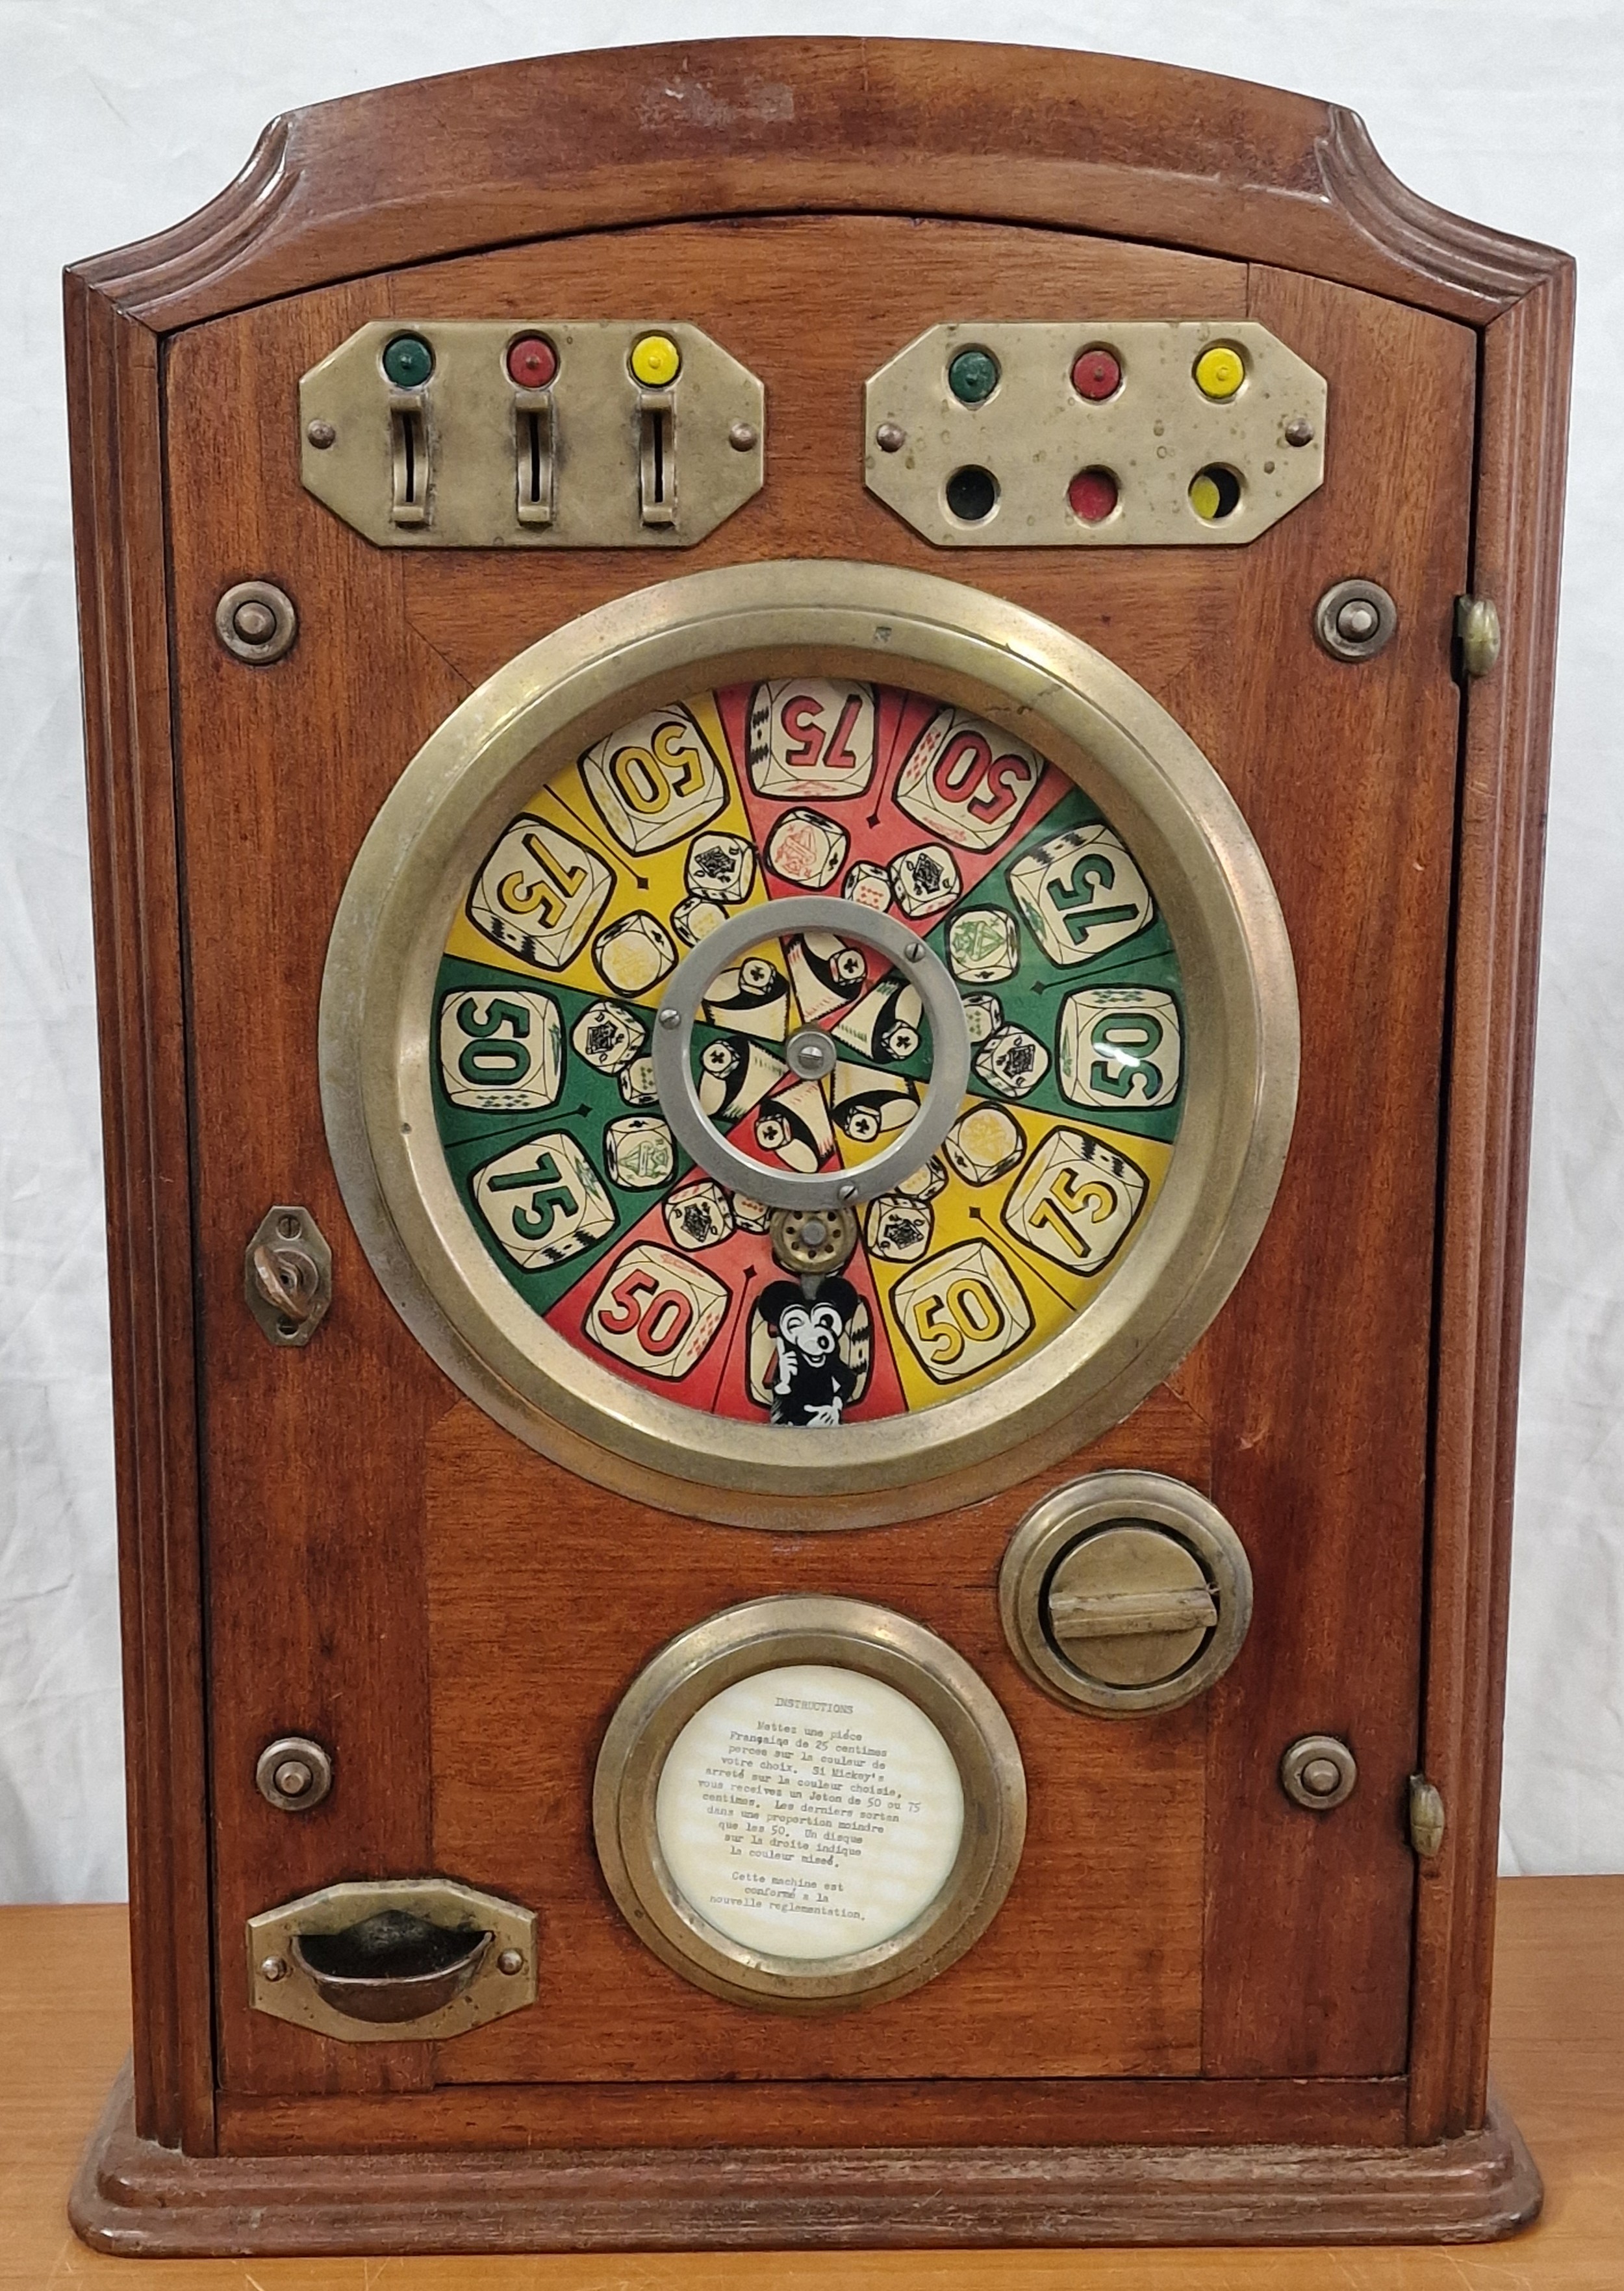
<box><xmin>998</xmin><ymin>1471</ymin><xmax>1253</xmax><ymax>1716</ymax></box>
<box><xmin>1313</xmin><ymin>578</ymin><xmax>1398</xmax><ymax>663</ymax></box>
<box><xmin>247</xmin><ymin>1877</ymin><xmax>536</xmax><ymax>2042</ymax></box>
<box><xmin>245</xmin><ymin>1205</ymin><xmax>332</xmax><ymax>1347</ymax></box>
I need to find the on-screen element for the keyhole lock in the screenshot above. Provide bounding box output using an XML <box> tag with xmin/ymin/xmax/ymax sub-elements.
<box><xmin>1000</xmin><ymin>1471</ymin><xmax>1253</xmax><ymax>1716</ymax></box>
<box><xmin>244</xmin><ymin>1204</ymin><xmax>333</xmax><ymax>1347</ymax></box>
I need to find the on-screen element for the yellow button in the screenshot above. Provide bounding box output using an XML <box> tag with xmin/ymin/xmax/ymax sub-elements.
<box><xmin>630</xmin><ymin>332</ymin><xmax>681</xmax><ymax>387</ymax></box>
<box><xmin>1189</xmin><ymin>472</ymin><xmax>1222</xmax><ymax>520</ymax></box>
<box><xmin>1194</xmin><ymin>344</ymin><xmax>1245</xmax><ymax>400</ymax></box>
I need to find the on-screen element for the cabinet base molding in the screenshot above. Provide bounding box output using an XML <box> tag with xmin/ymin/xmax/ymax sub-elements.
<box><xmin>72</xmin><ymin>2062</ymin><xmax>1541</xmax><ymax>2255</ymax></box>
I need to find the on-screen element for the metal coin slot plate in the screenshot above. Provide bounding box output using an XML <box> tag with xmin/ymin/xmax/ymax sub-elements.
<box><xmin>299</xmin><ymin>320</ymin><xmax>764</xmax><ymax>550</ymax></box>
<box><xmin>594</xmin><ymin>1596</ymin><xmax>1026</xmax><ymax>2012</ymax></box>
<box><xmin>998</xmin><ymin>1469</ymin><xmax>1253</xmax><ymax>1715</ymax></box>
<box><xmin>246</xmin><ymin>1877</ymin><xmax>536</xmax><ymax>2044</ymax></box>
<box><xmin>865</xmin><ymin>322</ymin><xmax>1326</xmax><ymax>549</ymax></box>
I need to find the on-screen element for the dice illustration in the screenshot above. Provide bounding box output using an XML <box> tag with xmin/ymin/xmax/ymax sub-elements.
<box><xmin>786</xmin><ymin>928</ymin><xmax>868</xmax><ymax>1020</ymax></box>
<box><xmin>685</xmin><ymin>831</ymin><xmax>757</xmax><ymax>905</ymax></box>
<box><xmin>962</xmin><ymin>993</ymin><xmax>1003</xmax><ymax>1045</ymax></box>
<box><xmin>1058</xmin><ymin>986</ymin><xmax>1183</xmax><ymax>1109</ymax></box>
<box><xmin>891</xmin><ymin>1239</ymin><xmax>1034</xmax><ymax>1383</ymax></box>
<box><xmin>594</xmin><ymin>909</ymin><xmax>678</xmax><ymax>996</ymax></box>
<box><xmin>893</xmin><ymin>705</ymin><xmax>1046</xmax><ymax>852</ymax></box>
<box><xmin>618</xmin><ymin>1055</ymin><xmax>659</xmax><ymax>1106</ymax></box>
<box><xmin>1009</xmin><ymin>822</ymin><xmax>1153</xmax><ymax>967</ymax></box>
<box><xmin>663</xmin><ymin>1175</ymin><xmax>737</xmax><ymax>1252</ymax></box>
<box><xmin>831</xmin><ymin>976</ymin><xmax>923</xmax><ymax>1064</ymax></box>
<box><xmin>974</xmin><ymin>1023</ymin><xmax>1051</xmax><ymax>1099</ymax></box>
<box><xmin>843</xmin><ymin>860</ymin><xmax>893</xmax><ymax>913</ymax></box>
<box><xmin>747</xmin><ymin>678</ymin><xmax>877</xmax><ymax>799</ymax></box>
<box><xmin>896</xmin><ymin>1154</ymin><xmax>948</xmax><ymax>1201</ymax></box>
<box><xmin>866</xmin><ymin>1191</ymin><xmax>935</xmax><ymax>1263</ymax></box>
<box><xmin>579</xmin><ymin>705</ymin><xmax>728</xmax><ymax>854</ymax></box>
<box><xmin>889</xmin><ymin>842</ymin><xmax>962</xmax><ymax>919</ymax></box>
<box><xmin>468</xmin><ymin>813</ymin><xmax>613</xmax><ymax>971</ymax></box>
<box><xmin>697</xmin><ymin>1034</ymin><xmax>789</xmax><ymax>1122</ymax></box>
<box><xmin>750</xmin><ymin>1076</ymin><xmax>833</xmax><ymax>1172</ymax></box>
<box><xmin>1002</xmin><ymin>1127</ymin><xmax>1148</xmax><ymax>1274</ymax></box>
<box><xmin>942</xmin><ymin>1105</ymin><xmax>1025</xmax><ymax>1186</ymax></box>
<box><xmin>832</xmin><ymin>1065</ymin><xmax>919</xmax><ymax>1145</ymax></box>
<box><xmin>730</xmin><ymin>1193</ymin><xmax>772</xmax><ymax>1234</ymax></box>
<box><xmin>767</xmin><ymin>808</ymin><xmax>850</xmax><ymax>891</ymax></box>
<box><xmin>585</xmin><ymin>1243</ymin><xmax>730</xmax><ymax>1380</ymax></box>
<box><xmin>703</xmin><ymin>953</ymin><xmax>790</xmax><ymax>1042</ymax></box>
<box><xmin>438</xmin><ymin>987</ymin><xmax>562</xmax><ymax>1111</ymax></box>
<box><xmin>572</xmin><ymin>999</ymin><xmax>645</xmax><ymax>1075</ymax></box>
<box><xmin>947</xmin><ymin>906</ymin><xmax>1019</xmax><ymax>983</ymax></box>
<box><xmin>603</xmin><ymin>1116</ymin><xmax>676</xmax><ymax>1191</ymax></box>
<box><xmin>472</xmin><ymin>1132</ymin><xmax>617</xmax><ymax>1272</ymax></box>
<box><xmin>672</xmin><ymin>895</ymin><xmax>728</xmax><ymax>946</ymax></box>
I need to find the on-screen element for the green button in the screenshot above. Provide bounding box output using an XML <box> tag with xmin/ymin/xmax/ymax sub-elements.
<box><xmin>948</xmin><ymin>348</ymin><xmax>1000</xmax><ymax>405</ymax></box>
<box><xmin>382</xmin><ymin>333</ymin><xmax>434</xmax><ymax>389</ymax></box>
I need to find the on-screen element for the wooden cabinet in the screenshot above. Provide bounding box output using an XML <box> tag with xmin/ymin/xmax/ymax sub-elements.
<box><xmin>66</xmin><ymin>38</ymin><xmax>1571</xmax><ymax>2256</ymax></box>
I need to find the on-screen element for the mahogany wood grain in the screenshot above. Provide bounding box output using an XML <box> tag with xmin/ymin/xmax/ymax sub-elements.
<box><xmin>62</xmin><ymin>280</ymin><xmax>216</xmax><ymax>2156</ymax></box>
<box><xmin>1408</xmin><ymin>266</ymin><xmax>1577</xmax><ymax>2142</ymax></box>
<box><xmin>64</xmin><ymin>37</ymin><xmax>1573</xmax><ymax>2210</ymax></box>
<box><xmin>424</xmin><ymin>1395</ymin><xmax>1208</xmax><ymax>2093</ymax></box>
<box><xmin>71</xmin><ymin>40</ymin><xmax>1562</xmax><ymax>335</ymax></box>
<box><xmin>217</xmin><ymin>2070</ymin><xmax>1404</xmax><ymax>2155</ymax></box>
<box><xmin>23</xmin><ymin>1878</ymin><xmax>1615</xmax><ymax>2273</ymax></box>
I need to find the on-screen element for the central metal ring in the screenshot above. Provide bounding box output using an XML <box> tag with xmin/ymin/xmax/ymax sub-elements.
<box><xmin>652</xmin><ymin>895</ymin><xmax>972</xmax><ymax>1211</ymax></box>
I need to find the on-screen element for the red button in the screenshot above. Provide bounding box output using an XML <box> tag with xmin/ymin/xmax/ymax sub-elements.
<box><xmin>506</xmin><ymin>335</ymin><xmax>558</xmax><ymax>388</ymax></box>
<box><xmin>1068</xmin><ymin>467</ymin><xmax>1119</xmax><ymax>524</ymax></box>
<box><xmin>1071</xmin><ymin>347</ymin><xmax>1122</xmax><ymax>401</ymax></box>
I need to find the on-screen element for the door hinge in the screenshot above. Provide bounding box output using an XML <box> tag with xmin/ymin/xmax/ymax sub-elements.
<box><xmin>1408</xmin><ymin>1773</ymin><xmax>1447</xmax><ymax>1858</ymax></box>
<box><xmin>1455</xmin><ymin>594</ymin><xmax>1501</xmax><ymax>679</ymax></box>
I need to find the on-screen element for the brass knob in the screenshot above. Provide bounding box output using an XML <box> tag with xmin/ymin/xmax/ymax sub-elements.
<box><xmin>999</xmin><ymin>1472</ymin><xmax>1252</xmax><ymax>1716</ymax></box>
<box><xmin>255</xmin><ymin>1734</ymin><xmax>334</xmax><ymax>1812</ymax></box>
<box><xmin>1280</xmin><ymin>1734</ymin><xmax>1358</xmax><ymax>1810</ymax></box>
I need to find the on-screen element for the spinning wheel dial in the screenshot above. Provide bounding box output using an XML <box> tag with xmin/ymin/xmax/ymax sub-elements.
<box><xmin>434</xmin><ymin>690</ymin><xmax>1184</xmax><ymax>1426</ymax></box>
<box><xmin>323</xmin><ymin>559</ymin><xmax>1297</xmax><ymax>1514</ymax></box>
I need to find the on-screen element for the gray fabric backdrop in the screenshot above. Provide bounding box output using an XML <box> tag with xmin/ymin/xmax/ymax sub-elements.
<box><xmin>1</xmin><ymin>0</ymin><xmax>1616</xmax><ymax>1899</ymax></box>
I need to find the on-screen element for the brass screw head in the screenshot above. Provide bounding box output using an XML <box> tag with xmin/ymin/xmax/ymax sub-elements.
<box><xmin>306</xmin><ymin>419</ymin><xmax>337</xmax><ymax>449</ymax></box>
<box><xmin>728</xmin><ymin>420</ymin><xmax>759</xmax><ymax>453</ymax></box>
<box><xmin>260</xmin><ymin>1955</ymin><xmax>289</xmax><ymax>1983</ymax></box>
<box><xmin>1284</xmin><ymin>416</ymin><xmax>1315</xmax><ymax>447</ymax></box>
<box><xmin>496</xmin><ymin>1947</ymin><xmax>525</xmax><ymax>1976</ymax></box>
<box><xmin>875</xmin><ymin>422</ymin><xmax>906</xmax><ymax>453</ymax></box>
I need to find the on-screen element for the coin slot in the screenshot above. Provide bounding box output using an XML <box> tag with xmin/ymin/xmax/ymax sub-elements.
<box><xmin>945</xmin><ymin>464</ymin><xmax>998</xmax><ymax>524</ymax></box>
<box><xmin>514</xmin><ymin>388</ymin><xmax>556</xmax><ymax>527</ymax></box>
<box><xmin>1067</xmin><ymin>466</ymin><xmax>1119</xmax><ymax>524</ymax></box>
<box><xmin>639</xmin><ymin>392</ymin><xmax>676</xmax><ymax>527</ymax></box>
<box><xmin>1189</xmin><ymin>464</ymin><xmax>1243</xmax><ymax>522</ymax></box>
<box><xmin>390</xmin><ymin>400</ymin><xmax>428</xmax><ymax>527</ymax></box>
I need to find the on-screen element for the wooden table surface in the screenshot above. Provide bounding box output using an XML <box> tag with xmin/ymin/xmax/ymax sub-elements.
<box><xmin>5</xmin><ymin>1876</ymin><xmax>1619</xmax><ymax>2288</ymax></box>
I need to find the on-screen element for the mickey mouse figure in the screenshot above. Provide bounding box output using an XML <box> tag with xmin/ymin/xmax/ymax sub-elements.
<box><xmin>758</xmin><ymin>1276</ymin><xmax>860</xmax><ymax>1428</ymax></box>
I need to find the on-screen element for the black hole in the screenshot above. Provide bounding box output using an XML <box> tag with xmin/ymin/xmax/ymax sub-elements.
<box><xmin>1190</xmin><ymin>464</ymin><xmax>1243</xmax><ymax>520</ymax></box>
<box><xmin>945</xmin><ymin>465</ymin><xmax>998</xmax><ymax>523</ymax></box>
<box><xmin>298</xmin><ymin>1911</ymin><xmax>484</xmax><ymax>1982</ymax></box>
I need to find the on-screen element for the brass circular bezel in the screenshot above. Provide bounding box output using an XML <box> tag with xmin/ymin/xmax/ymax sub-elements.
<box><xmin>319</xmin><ymin>559</ymin><xmax>1299</xmax><ymax>1526</ymax></box>
<box><xmin>591</xmin><ymin>1596</ymin><xmax>1026</xmax><ymax>2013</ymax></box>
<box><xmin>254</xmin><ymin>1733</ymin><xmax>334</xmax><ymax>1812</ymax></box>
<box><xmin>215</xmin><ymin>578</ymin><xmax>298</xmax><ymax>665</ymax></box>
<box><xmin>1313</xmin><ymin>577</ymin><xmax>1399</xmax><ymax>663</ymax></box>
<box><xmin>1280</xmin><ymin>1732</ymin><xmax>1359</xmax><ymax>1811</ymax></box>
<box><xmin>998</xmin><ymin>1469</ymin><xmax>1254</xmax><ymax>1715</ymax></box>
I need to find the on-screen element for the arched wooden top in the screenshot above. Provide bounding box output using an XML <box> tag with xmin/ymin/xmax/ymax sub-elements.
<box><xmin>68</xmin><ymin>37</ymin><xmax>1567</xmax><ymax>333</ymax></box>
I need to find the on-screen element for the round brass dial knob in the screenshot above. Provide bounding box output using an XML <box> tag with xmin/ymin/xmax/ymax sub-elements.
<box><xmin>998</xmin><ymin>1471</ymin><xmax>1252</xmax><ymax>1716</ymax></box>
